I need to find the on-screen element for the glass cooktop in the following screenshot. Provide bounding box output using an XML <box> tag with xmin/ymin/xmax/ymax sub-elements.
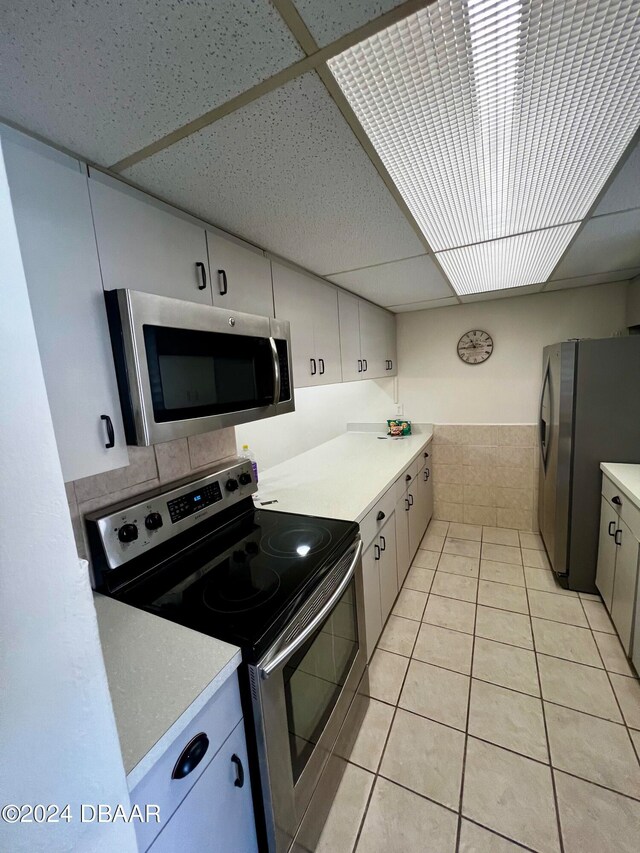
<box><xmin>116</xmin><ymin>508</ymin><xmax>358</xmax><ymax>660</ymax></box>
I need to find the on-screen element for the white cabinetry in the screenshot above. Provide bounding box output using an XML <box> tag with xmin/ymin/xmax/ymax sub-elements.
<box><xmin>395</xmin><ymin>493</ymin><xmax>411</xmax><ymax>588</ymax></box>
<box><xmin>406</xmin><ymin>447</ymin><xmax>433</xmax><ymax>558</ymax></box>
<box><xmin>206</xmin><ymin>230</ymin><xmax>273</xmax><ymax>317</ymax></box>
<box><xmin>131</xmin><ymin>675</ymin><xmax>257</xmax><ymax>853</ymax></box>
<box><xmin>2</xmin><ymin>131</ymin><xmax>129</xmax><ymax>481</ymax></box>
<box><xmin>338</xmin><ymin>291</ymin><xmax>397</xmax><ymax>381</ymax></box>
<box><xmin>596</xmin><ymin>475</ymin><xmax>640</xmax><ymax>654</ymax></box>
<box><xmin>379</xmin><ymin>517</ymin><xmax>398</xmax><ymax>629</ymax></box>
<box><xmin>362</xmin><ymin>516</ymin><xmax>397</xmax><ymax>660</ymax></box>
<box><xmin>272</xmin><ymin>262</ymin><xmax>341</xmax><ymax>387</ymax></box>
<box><xmin>89</xmin><ymin>173</ymin><xmax>213</xmax><ymax>304</ymax></box>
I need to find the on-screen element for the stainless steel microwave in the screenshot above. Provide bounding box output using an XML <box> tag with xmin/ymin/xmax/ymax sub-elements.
<box><xmin>105</xmin><ymin>289</ymin><xmax>294</xmax><ymax>446</ymax></box>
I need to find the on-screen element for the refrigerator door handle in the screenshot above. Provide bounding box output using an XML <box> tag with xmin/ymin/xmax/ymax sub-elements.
<box><xmin>539</xmin><ymin>357</ymin><xmax>551</xmax><ymax>471</ymax></box>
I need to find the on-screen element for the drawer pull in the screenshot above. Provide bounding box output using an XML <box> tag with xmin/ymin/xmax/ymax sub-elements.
<box><xmin>377</xmin><ymin>510</ymin><xmax>385</xmax><ymax>521</ymax></box>
<box><xmin>408</xmin><ymin>493</ymin><xmax>414</xmax><ymax>506</ymax></box>
<box><xmin>608</xmin><ymin>521</ymin><xmax>616</xmax><ymax>536</ymax></box>
<box><xmin>374</xmin><ymin>544</ymin><xmax>381</xmax><ymax>560</ymax></box>
<box><xmin>612</xmin><ymin>495</ymin><xmax>622</xmax><ymax>506</ymax></box>
<box><xmin>405</xmin><ymin>499</ymin><xmax>410</xmax><ymax>512</ymax></box>
<box><xmin>380</xmin><ymin>535</ymin><xmax>386</xmax><ymax>551</ymax></box>
<box><xmin>405</xmin><ymin>474</ymin><xmax>412</xmax><ymax>482</ymax></box>
<box><xmin>615</xmin><ymin>528</ymin><xmax>622</xmax><ymax>546</ymax></box>
<box><xmin>231</xmin><ymin>754</ymin><xmax>245</xmax><ymax>788</ymax></box>
<box><xmin>172</xmin><ymin>732</ymin><xmax>209</xmax><ymax>780</ymax></box>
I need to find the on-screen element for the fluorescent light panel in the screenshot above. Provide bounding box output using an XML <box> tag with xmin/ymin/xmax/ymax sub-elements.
<box><xmin>329</xmin><ymin>0</ymin><xmax>640</xmax><ymax>294</ymax></box>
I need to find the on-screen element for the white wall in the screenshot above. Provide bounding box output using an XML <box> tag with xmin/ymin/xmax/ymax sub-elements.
<box><xmin>397</xmin><ymin>283</ymin><xmax>628</xmax><ymax>424</ymax></box>
<box><xmin>0</xmin><ymin>142</ymin><xmax>136</xmax><ymax>853</ymax></box>
<box><xmin>628</xmin><ymin>276</ymin><xmax>640</xmax><ymax>327</ymax></box>
<box><xmin>236</xmin><ymin>377</ymin><xmax>396</xmax><ymax>470</ymax></box>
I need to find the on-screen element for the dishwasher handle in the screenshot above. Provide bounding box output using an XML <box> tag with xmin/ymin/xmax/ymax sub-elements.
<box><xmin>258</xmin><ymin>538</ymin><xmax>363</xmax><ymax>679</ymax></box>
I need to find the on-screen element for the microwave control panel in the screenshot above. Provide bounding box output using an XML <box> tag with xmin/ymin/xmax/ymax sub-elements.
<box><xmin>86</xmin><ymin>458</ymin><xmax>256</xmax><ymax>571</ymax></box>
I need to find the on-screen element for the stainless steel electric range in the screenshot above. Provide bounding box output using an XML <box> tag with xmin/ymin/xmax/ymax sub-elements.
<box><xmin>86</xmin><ymin>457</ymin><xmax>368</xmax><ymax>853</ymax></box>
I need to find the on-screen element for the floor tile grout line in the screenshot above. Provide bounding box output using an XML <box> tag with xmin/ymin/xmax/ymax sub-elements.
<box><xmin>454</xmin><ymin>547</ymin><xmax>480</xmax><ymax>852</ymax></box>
<box><xmin>523</xmin><ymin>558</ymin><xmax>566</xmax><ymax>853</ymax></box>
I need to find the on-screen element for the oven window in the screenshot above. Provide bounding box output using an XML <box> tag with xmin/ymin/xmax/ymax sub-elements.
<box><xmin>143</xmin><ymin>325</ymin><xmax>275</xmax><ymax>421</ymax></box>
<box><xmin>283</xmin><ymin>580</ymin><xmax>358</xmax><ymax>784</ymax></box>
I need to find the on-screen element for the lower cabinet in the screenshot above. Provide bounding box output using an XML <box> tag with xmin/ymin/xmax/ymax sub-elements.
<box><xmin>610</xmin><ymin>517</ymin><xmax>640</xmax><ymax>655</ymax></box>
<box><xmin>362</xmin><ymin>515</ymin><xmax>397</xmax><ymax>659</ymax></box>
<box><xmin>395</xmin><ymin>493</ymin><xmax>411</xmax><ymax>588</ymax></box>
<box><xmin>148</xmin><ymin>720</ymin><xmax>257</xmax><ymax>853</ymax></box>
<box><xmin>596</xmin><ymin>497</ymin><xmax>618</xmax><ymax>612</ymax></box>
<box><xmin>379</xmin><ymin>518</ymin><xmax>398</xmax><ymax>625</ymax></box>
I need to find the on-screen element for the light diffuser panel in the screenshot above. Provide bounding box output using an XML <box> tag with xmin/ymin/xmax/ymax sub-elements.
<box><xmin>329</xmin><ymin>0</ymin><xmax>640</xmax><ymax>294</ymax></box>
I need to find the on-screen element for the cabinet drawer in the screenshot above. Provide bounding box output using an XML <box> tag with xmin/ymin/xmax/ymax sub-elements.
<box><xmin>394</xmin><ymin>459</ymin><xmax>419</xmax><ymax>503</ymax></box>
<box><xmin>359</xmin><ymin>487</ymin><xmax>396</xmax><ymax>550</ymax></box>
<box><xmin>602</xmin><ymin>475</ymin><xmax>624</xmax><ymax>514</ymax></box>
<box><xmin>621</xmin><ymin>499</ymin><xmax>640</xmax><ymax>543</ymax></box>
<box><xmin>131</xmin><ymin>674</ymin><xmax>242</xmax><ymax>851</ymax></box>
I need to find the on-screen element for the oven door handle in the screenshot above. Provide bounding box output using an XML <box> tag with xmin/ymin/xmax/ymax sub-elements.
<box><xmin>269</xmin><ymin>337</ymin><xmax>281</xmax><ymax>404</ymax></box>
<box><xmin>258</xmin><ymin>538</ymin><xmax>363</xmax><ymax>680</ymax></box>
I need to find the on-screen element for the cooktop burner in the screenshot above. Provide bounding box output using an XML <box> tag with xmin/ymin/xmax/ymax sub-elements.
<box><xmin>261</xmin><ymin>523</ymin><xmax>333</xmax><ymax>559</ymax></box>
<box><xmin>203</xmin><ymin>558</ymin><xmax>281</xmax><ymax>613</ymax></box>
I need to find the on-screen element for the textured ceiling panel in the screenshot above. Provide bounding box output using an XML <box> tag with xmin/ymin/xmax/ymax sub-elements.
<box><xmin>327</xmin><ymin>254</ymin><xmax>453</xmax><ymax>306</ymax></box>
<box><xmin>551</xmin><ymin>209</ymin><xmax>640</xmax><ymax>279</ymax></box>
<box><xmin>459</xmin><ymin>283</ymin><xmax>543</xmax><ymax>303</ymax></box>
<box><xmin>594</xmin><ymin>140</ymin><xmax>640</xmax><ymax>215</ymax></box>
<box><xmin>545</xmin><ymin>269</ymin><xmax>640</xmax><ymax>292</ymax></box>
<box><xmin>293</xmin><ymin>0</ymin><xmax>406</xmax><ymax>47</ymax></box>
<box><xmin>388</xmin><ymin>296</ymin><xmax>459</xmax><ymax>312</ymax></box>
<box><xmin>124</xmin><ymin>72</ymin><xmax>425</xmax><ymax>277</ymax></box>
<box><xmin>0</xmin><ymin>0</ymin><xmax>303</xmax><ymax>164</ymax></box>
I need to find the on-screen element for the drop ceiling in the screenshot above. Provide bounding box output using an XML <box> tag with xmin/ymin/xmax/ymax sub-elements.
<box><xmin>1</xmin><ymin>0</ymin><xmax>639</xmax><ymax>312</ymax></box>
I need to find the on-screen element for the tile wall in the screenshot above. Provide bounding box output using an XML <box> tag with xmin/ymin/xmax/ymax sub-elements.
<box><xmin>431</xmin><ymin>425</ymin><xmax>539</xmax><ymax>531</ymax></box>
<box><xmin>66</xmin><ymin>428</ymin><xmax>237</xmax><ymax>560</ymax></box>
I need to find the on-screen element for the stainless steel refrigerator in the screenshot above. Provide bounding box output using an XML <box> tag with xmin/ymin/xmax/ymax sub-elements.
<box><xmin>538</xmin><ymin>336</ymin><xmax>640</xmax><ymax>592</ymax></box>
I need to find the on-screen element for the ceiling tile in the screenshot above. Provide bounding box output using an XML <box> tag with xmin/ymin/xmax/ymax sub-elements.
<box><xmin>459</xmin><ymin>284</ymin><xmax>544</xmax><ymax>303</ymax></box>
<box><xmin>594</xmin><ymin>140</ymin><xmax>640</xmax><ymax>215</ymax></box>
<box><xmin>293</xmin><ymin>0</ymin><xmax>405</xmax><ymax>47</ymax></box>
<box><xmin>544</xmin><ymin>269</ymin><xmax>640</xmax><ymax>292</ymax></box>
<box><xmin>551</xmin><ymin>209</ymin><xmax>640</xmax><ymax>280</ymax></box>
<box><xmin>124</xmin><ymin>72</ymin><xmax>425</xmax><ymax>276</ymax></box>
<box><xmin>389</xmin><ymin>296</ymin><xmax>459</xmax><ymax>313</ymax></box>
<box><xmin>327</xmin><ymin>255</ymin><xmax>454</xmax><ymax>306</ymax></box>
<box><xmin>0</xmin><ymin>0</ymin><xmax>303</xmax><ymax>165</ymax></box>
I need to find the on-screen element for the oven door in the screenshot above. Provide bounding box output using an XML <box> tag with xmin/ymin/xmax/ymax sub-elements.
<box><xmin>250</xmin><ymin>537</ymin><xmax>366</xmax><ymax>853</ymax></box>
<box><xmin>105</xmin><ymin>288</ymin><xmax>294</xmax><ymax>445</ymax></box>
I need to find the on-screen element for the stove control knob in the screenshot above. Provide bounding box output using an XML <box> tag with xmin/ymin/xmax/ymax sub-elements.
<box><xmin>118</xmin><ymin>523</ymin><xmax>138</xmax><ymax>543</ymax></box>
<box><xmin>145</xmin><ymin>512</ymin><xmax>163</xmax><ymax>531</ymax></box>
<box><xmin>238</xmin><ymin>472</ymin><xmax>252</xmax><ymax>486</ymax></box>
<box><xmin>226</xmin><ymin>478</ymin><xmax>239</xmax><ymax>492</ymax></box>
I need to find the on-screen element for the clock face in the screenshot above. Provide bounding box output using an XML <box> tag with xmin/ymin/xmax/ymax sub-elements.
<box><xmin>457</xmin><ymin>330</ymin><xmax>493</xmax><ymax>364</ymax></box>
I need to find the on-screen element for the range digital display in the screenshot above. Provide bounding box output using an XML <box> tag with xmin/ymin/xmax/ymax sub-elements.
<box><xmin>167</xmin><ymin>482</ymin><xmax>223</xmax><ymax>523</ymax></box>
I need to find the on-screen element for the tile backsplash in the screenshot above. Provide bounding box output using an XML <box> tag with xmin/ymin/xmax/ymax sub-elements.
<box><xmin>431</xmin><ymin>425</ymin><xmax>539</xmax><ymax>531</ymax></box>
<box><xmin>66</xmin><ymin>428</ymin><xmax>237</xmax><ymax>560</ymax></box>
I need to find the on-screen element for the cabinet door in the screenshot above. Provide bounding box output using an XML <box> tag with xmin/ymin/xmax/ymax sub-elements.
<box><xmin>395</xmin><ymin>493</ymin><xmax>411</xmax><ymax>587</ymax></box>
<box><xmin>362</xmin><ymin>540</ymin><xmax>382</xmax><ymax>660</ymax></box>
<box><xmin>382</xmin><ymin>309</ymin><xmax>397</xmax><ymax>376</ymax></box>
<box><xmin>596</xmin><ymin>497</ymin><xmax>619</xmax><ymax>612</ymax></box>
<box><xmin>358</xmin><ymin>300</ymin><xmax>388</xmax><ymax>379</ymax></box>
<box><xmin>148</xmin><ymin>719</ymin><xmax>257</xmax><ymax>853</ymax></box>
<box><xmin>272</xmin><ymin>261</ymin><xmax>317</xmax><ymax>388</ymax></box>
<box><xmin>312</xmin><ymin>281</ymin><xmax>342</xmax><ymax>385</ymax></box>
<box><xmin>207</xmin><ymin>231</ymin><xmax>273</xmax><ymax>317</ymax></box>
<box><xmin>3</xmin><ymin>134</ymin><xmax>129</xmax><ymax>481</ymax></box>
<box><xmin>338</xmin><ymin>290</ymin><xmax>362</xmax><ymax>382</ymax></box>
<box><xmin>89</xmin><ymin>174</ymin><xmax>212</xmax><ymax>304</ymax></box>
<box><xmin>611</xmin><ymin>518</ymin><xmax>640</xmax><ymax>654</ymax></box>
<box><xmin>379</xmin><ymin>517</ymin><xmax>398</xmax><ymax>624</ymax></box>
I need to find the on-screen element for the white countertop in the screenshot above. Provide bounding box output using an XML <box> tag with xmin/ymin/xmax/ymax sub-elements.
<box><xmin>601</xmin><ymin>463</ymin><xmax>640</xmax><ymax>509</ymax></box>
<box><xmin>94</xmin><ymin>594</ymin><xmax>241</xmax><ymax>790</ymax></box>
<box><xmin>255</xmin><ymin>429</ymin><xmax>432</xmax><ymax>522</ymax></box>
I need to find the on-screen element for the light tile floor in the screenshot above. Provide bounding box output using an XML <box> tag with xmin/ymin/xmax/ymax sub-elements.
<box><xmin>318</xmin><ymin>520</ymin><xmax>640</xmax><ymax>853</ymax></box>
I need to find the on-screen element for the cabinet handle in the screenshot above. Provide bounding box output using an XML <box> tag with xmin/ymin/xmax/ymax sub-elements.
<box><xmin>424</xmin><ymin>468</ymin><xmax>430</xmax><ymax>481</ymax></box>
<box><xmin>358</xmin><ymin>359</ymin><xmax>363</xmax><ymax>373</ymax></box>
<box><xmin>217</xmin><ymin>268</ymin><xmax>228</xmax><ymax>295</ymax></box>
<box><xmin>388</xmin><ymin>360</ymin><xmax>393</xmax><ymax>370</ymax></box>
<box><xmin>101</xmin><ymin>414</ymin><xmax>115</xmax><ymax>449</ymax></box>
<box><xmin>172</xmin><ymin>732</ymin><xmax>209</xmax><ymax>779</ymax></box>
<box><xmin>195</xmin><ymin>261</ymin><xmax>207</xmax><ymax>291</ymax></box>
<box><xmin>377</xmin><ymin>510</ymin><xmax>385</xmax><ymax>521</ymax></box>
<box><xmin>405</xmin><ymin>498</ymin><xmax>410</xmax><ymax>511</ymax></box>
<box><xmin>424</xmin><ymin>451</ymin><xmax>429</xmax><ymax>458</ymax></box>
<box><xmin>374</xmin><ymin>544</ymin><xmax>381</xmax><ymax>560</ymax></box>
<box><xmin>380</xmin><ymin>535</ymin><xmax>386</xmax><ymax>551</ymax></box>
<box><xmin>363</xmin><ymin>359</ymin><xmax>368</xmax><ymax>372</ymax></box>
<box><xmin>231</xmin><ymin>754</ymin><xmax>245</xmax><ymax>788</ymax></box>
<box><xmin>319</xmin><ymin>358</ymin><xmax>325</xmax><ymax>375</ymax></box>
<box><xmin>408</xmin><ymin>493</ymin><xmax>414</xmax><ymax>506</ymax></box>
<box><xmin>405</xmin><ymin>474</ymin><xmax>412</xmax><ymax>482</ymax></box>
<box><xmin>612</xmin><ymin>495</ymin><xmax>622</xmax><ymax>506</ymax></box>
<box><xmin>608</xmin><ymin>520</ymin><xmax>616</xmax><ymax>536</ymax></box>
<box><xmin>310</xmin><ymin>358</ymin><xmax>317</xmax><ymax>376</ymax></box>
<box><xmin>615</xmin><ymin>528</ymin><xmax>622</xmax><ymax>546</ymax></box>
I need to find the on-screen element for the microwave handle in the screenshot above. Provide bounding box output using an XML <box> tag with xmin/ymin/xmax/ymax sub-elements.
<box><xmin>258</xmin><ymin>538</ymin><xmax>362</xmax><ymax>679</ymax></box>
<box><xmin>269</xmin><ymin>337</ymin><xmax>281</xmax><ymax>404</ymax></box>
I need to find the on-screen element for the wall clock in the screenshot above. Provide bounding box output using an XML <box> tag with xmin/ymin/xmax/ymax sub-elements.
<box><xmin>457</xmin><ymin>329</ymin><xmax>493</xmax><ymax>364</ymax></box>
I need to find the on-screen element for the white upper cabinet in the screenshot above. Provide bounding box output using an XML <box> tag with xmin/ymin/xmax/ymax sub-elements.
<box><xmin>272</xmin><ymin>262</ymin><xmax>341</xmax><ymax>387</ymax></box>
<box><xmin>2</xmin><ymin>131</ymin><xmax>129</xmax><ymax>481</ymax></box>
<box><xmin>206</xmin><ymin>230</ymin><xmax>273</xmax><ymax>317</ymax></box>
<box><xmin>88</xmin><ymin>173</ymin><xmax>213</xmax><ymax>304</ymax></box>
<box><xmin>338</xmin><ymin>293</ymin><xmax>397</xmax><ymax>381</ymax></box>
